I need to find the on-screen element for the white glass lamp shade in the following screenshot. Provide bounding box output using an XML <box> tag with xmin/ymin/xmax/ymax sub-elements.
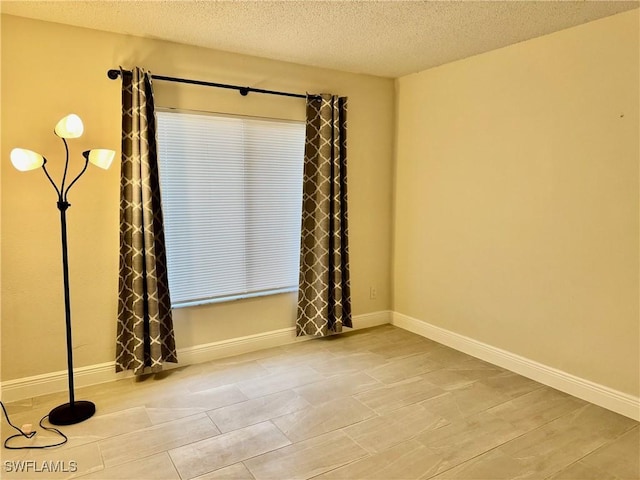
<box><xmin>10</xmin><ymin>148</ymin><xmax>45</xmax><ymax>171</ymax></box>
<box><xmin>54</xmin><ymin>114</ymin><xmax>84</xmax><ymax>138</ymax></box>
<box><xmin>85</xmin><ymin>149</ymin><xmax>115</xmax><ymax>170</ymax></box>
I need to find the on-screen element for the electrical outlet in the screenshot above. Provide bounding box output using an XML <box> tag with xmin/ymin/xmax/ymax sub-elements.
<box><xmin>369</xmin><ymin>287</ymin><xmax>377</xmax><ymax>300</ymax></box>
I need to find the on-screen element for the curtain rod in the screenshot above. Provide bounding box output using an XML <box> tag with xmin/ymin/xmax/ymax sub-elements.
<box><xmin>107</xmin><ymin>69</ymin><xmax>310</xmax><ymax>99</ymax></box>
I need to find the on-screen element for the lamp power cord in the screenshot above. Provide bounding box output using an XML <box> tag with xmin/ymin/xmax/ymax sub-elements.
<box><xmin>0</xmin><ymin>400</ymin><xmax>68</xmax><ymax>449</ymax></box>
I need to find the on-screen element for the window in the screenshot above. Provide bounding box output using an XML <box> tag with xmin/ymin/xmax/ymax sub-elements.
<box><xmin>156</xmin><ymin>110</ymin><xmax>305</xmax><ymax>307</ymax></box>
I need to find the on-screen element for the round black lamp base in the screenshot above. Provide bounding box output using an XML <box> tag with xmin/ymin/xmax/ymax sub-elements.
<box><xmin>48</xmin><ymin>401</ymin><xmax>95</xmax><ymax>425</ymax></box>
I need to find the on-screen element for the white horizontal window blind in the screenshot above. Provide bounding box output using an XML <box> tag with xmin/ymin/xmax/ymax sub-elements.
<box><xmin>156</xmin><ymin>110</ymin><xmax>305</xmax><ymax>307</ymax></box>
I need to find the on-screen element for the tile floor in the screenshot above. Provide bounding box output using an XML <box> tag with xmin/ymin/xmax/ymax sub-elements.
<box><xmin>1</xmin><ymin>325</ymin><xmax>638</xmax><ymax>479</ymax></box>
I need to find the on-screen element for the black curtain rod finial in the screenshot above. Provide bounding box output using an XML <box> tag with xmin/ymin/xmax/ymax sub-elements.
<box><xmin>107</xmin><ymin>69</ymin><xmax>121</xmax><ymax>80</ymax></box>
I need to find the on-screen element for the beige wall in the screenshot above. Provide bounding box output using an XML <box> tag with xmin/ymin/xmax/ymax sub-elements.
<box><xmin>1</xmin><ymin>15</ymin><xmax>395</xmax><ymax>381</ymax></box>
<box><xmin>394</xmin><ymin>10</ymin><xmax>639</xmax><ymax>396</ymax></box>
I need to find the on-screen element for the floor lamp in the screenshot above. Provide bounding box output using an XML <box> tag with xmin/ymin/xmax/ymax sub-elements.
<box><xmin>10</xmin><ymin>114</ymin><xmax>115</xmax><ymax>426</ymax></box>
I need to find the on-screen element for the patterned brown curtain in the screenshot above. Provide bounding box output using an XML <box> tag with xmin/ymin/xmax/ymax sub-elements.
<box><xmin>297</xmin><ymin>94</ymin><xmax>352</xmax><ymax>336</ymax></box>
<box><xmin>115</xmin><ymin>67</ymin><xmax>177</xmax><ymax>373</ymax></box>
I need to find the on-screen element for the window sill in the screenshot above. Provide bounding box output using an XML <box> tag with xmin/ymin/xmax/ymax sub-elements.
<box><xmin>171</xmin><ymin>286</ymin><xmax>298</xmax><ymax>309</ymax></box>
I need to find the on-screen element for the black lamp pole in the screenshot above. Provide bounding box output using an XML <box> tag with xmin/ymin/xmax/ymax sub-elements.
<box><xmin>40</xmin><ymin>143</ymin><xmax>96</xmax><ymax>426</ymax></box>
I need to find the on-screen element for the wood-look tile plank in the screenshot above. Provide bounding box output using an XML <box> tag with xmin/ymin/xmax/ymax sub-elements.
<box><xmin>414</xmin><ymin>410</ymin><xmax>525</xmax><ymax>475</ymax></box>
<box><xmin>193</xmin><ymin>463</ymin><xmax>255</xmax><ymax>480</ymax></box>
<box><xmin>75</xmin><ymin>381</ymin><xmax>171</xmax><ymax>416</ymax></box>
<box><xmin>486</xmin><ymin>385</ymin><xmax>587</xmax><ymax>431</ymax></box>
<box><xmin>447</xmin><ymin>357</ymin><xmax>507</xmax><ymax>381</ymax></box>
<box><xmin>207</xmin><ymin>389</ymin><xmax>311</xmax><ymax>432</ymax></box>
<box><xmin>1</xmin><ymin>407</ymin><xmax>153</xmax><ymax>453</ymax></box>
<box><xmin>436</xmin><ymin>405</ymin><xmax>637</xmax><ymax>480</ymax></box>
<box><xmin>578</xmin><ymin>426</ymin><xmax>639</xmax><ymax>479</ymax></box>
<box><xmin>309</xmin><ymin>352</ymin><xmax>389</xmax><ymax>376</ymax></box>
<box><xmin>244</xmin><ymin>430</ymin><xmax>368</xmax><ymax>480</ymax></box>
<box><xmin>98</xmin><ymin>413</ymin><xmax>219</xmax><ymax>468</ymax></box>
<box><xmin>145</xmin><ymin>406</ymin><xmax>205</xmax><ymax>425</ymax></box>
<box><xmin>366</xmin><ymin>340</ymin><xmax>433</xmax><ymax>360</ymax></box>
<box><xmin>314</xmin><ymin>439</ymin><xmax>443</xmax><ymax>480</ymax></box>
<box><xmin>369</xmin><ymin>325</ymin><xmax>432</xmax><ymax>345</ymax></box>
<box><xmin>294</xmin><ymin>372</ymin><xmax>381</xmax><ymax>405</ymax></box>
<box><xmin>364</xmin><ymin>352</ymin><xmax>441</xmax><ymax>384</ymax></box>
<box><xmin>418</xmin><ymin>368</ymin><xmax>476</xmax><ymax>391</ymax></box>
<box><xmin>343</xmin><ymin>401</ymin><xmax>449</xmax><ymax>453</ymax></box>
<box><xmin>423</xmin><ymin>345</ymin><xmax>474</xmax><ymax>366</ymax></box>
<box><xmin>61</xmin><ymin>406</ymin><xmax>152</xmax><ymax>444</ymax></box>
<box><xmin>354</xmin><ymin>376</ymin><xmax>444</xmax><ymax>414</ymax></box>
<box><xmin>462</xmin><ymin>404</ymin><xmax>637</xmax><ymax>480</ymax></box>
<box><xmin>206</xmin><ymin>347</ymin><xmax>286</xmax><ymax>367</ymax></box>
<box><xmin>257</xmin><ymin>346</ymin><xmax>336</xmax><ymax>373</ymax></box>
<box><xmin>235</xmin><ymin>366</ymin><xmax>325</xmax><ymax>399</ymax></box>
<box><xmin>78</xmin><ymin>452</ymin><xmax>180</xmax><ymax>479</ymax></box>
<box><xmin>188</xmin><ymin>361</ymin><xmax>272</xmax><ymax>392</ymax></box>
<box><xmin>478</xmin><ymin>371</ymin><xmax>544</xmax><ymax>398</ymax></box>
<box><xmin>546</xmin><ymin>460</ymin><xmax>620</xmax><ymax>480</ymax></box>
<box><xmin>168</xmin><ymin>421</ymin><xmax>290</xmax><ymax>479</ymax></box>
<box><xmin>271</xmin><ymin>396</ymin><xmax>376</xmax><ymax>442</ymax></box>
<box><xmin>439</xmin><ymin>405</ymin><xmax>636</xmax><ymax>480</ymax></box>
<box><xmin>431</xmin><ymin>449</ymin><xmax>535</xmax><ymax>480</ymax></box>
<box><xmin>418</xmin><ymin>382</ymin><xmax>511</xmax><ymax>421</ymax></box>
<box><xmin>145</xmin><ymin>383</ymin><xmax>248</xmax><ymax>411</ymax></box>
<box><xmin>316</xmin><ymin>331</ymin><xmax>391</xmax><ymax>355</ymax></box>
<box><xmin>2</xmin><ymin>442</ymin><xmax>104</xmax><ymax>479</ymax></box>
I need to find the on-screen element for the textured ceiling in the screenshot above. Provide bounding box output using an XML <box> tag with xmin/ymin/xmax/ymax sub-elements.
<box><xmin>2</xmin><ymin>0</ymin><xmax>638</xmax><ymax>78</ymax></box>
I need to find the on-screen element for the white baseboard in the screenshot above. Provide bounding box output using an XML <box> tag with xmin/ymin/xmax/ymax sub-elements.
<box><xmin>392</xmin><ymin>312</ymin><xmax>640</xmax><ymax>421</ymax></box>
<box><xmin>0</xmin><ymin>310</ymin><xmax>392</xmax><ymax>403</ymax></box>
<box><xmin>0</xmin><ymin>362</ymin><xmax>129</xmax><ymax>405</ymax></box>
